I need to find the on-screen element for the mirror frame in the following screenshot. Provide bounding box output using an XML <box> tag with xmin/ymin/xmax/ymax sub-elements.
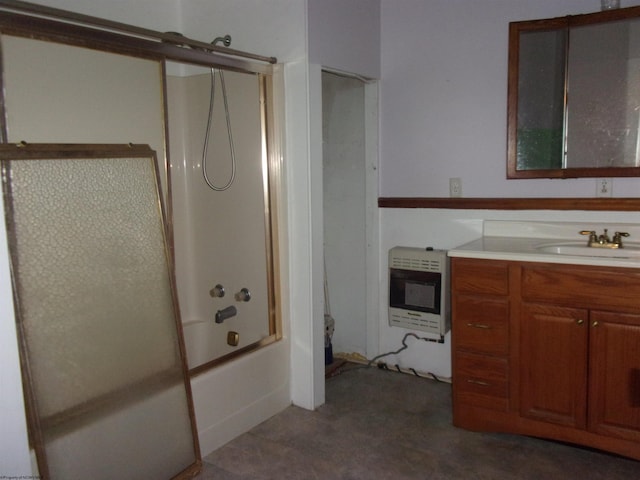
<box><xmin>507</xmin><ymin>5</ymin><xmax>640</xmax><ymax>179</ymax></box>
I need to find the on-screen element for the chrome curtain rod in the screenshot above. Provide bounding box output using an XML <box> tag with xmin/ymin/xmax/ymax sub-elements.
<box><xmin>0</xmin><ymin>0</ymin><xmax>277</xmax><ymax>64</ymax></box>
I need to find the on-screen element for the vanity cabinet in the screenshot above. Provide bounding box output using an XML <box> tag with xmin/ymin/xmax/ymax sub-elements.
<box><xmin>451</xmin><ymin>257</ymin><xmax>640</xmax><ymax>461</ymax></box>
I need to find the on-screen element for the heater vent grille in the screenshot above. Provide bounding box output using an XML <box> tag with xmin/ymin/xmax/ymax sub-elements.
<box><xmin>389</xmin><ymin>248</ymin><xmax>444</xmax><ymax>273</ymax></box>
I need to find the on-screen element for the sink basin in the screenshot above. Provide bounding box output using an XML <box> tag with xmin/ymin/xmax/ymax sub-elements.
<box><xmin>535</xmin><ymin>242</ymin><xmax>640</xmax><ymax>258</ymax></box>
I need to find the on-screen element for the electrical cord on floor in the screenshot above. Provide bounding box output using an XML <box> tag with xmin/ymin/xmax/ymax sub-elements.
<box><xmin>366</xmin><ymin>332</ymin><xmax>432</xmax><ymax>367</ymax></box>
<box><xmin>329</xmin><ymin>333</ymin><xmax>449</xmax><ymax>381</ymax></box>
<box><xmin>360</xmin><ymin>359</ymin><xmax>445</xmax><ymax>383</ymax></box>
<box><xmin>378</xmin><ymin>361</ymin><xmax>443</xmax><ymax>381</ymax></box>
<box><xmin>407</xmin><ymin>366</ymin><xmax>444</xmax><ymax>382</ymax></box>
<box><xmin>373</xmin><ymin>361</ymin><xmax>444</xmax><ymax>381</ymax></box>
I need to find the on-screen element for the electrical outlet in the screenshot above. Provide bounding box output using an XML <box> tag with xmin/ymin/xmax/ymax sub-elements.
<box><xmin>596</xmin><ymin>178</ymin><xmax>613</xmax><ymax>197</ymax></box>
<box><xmin>449</xmin><ymin>177</ymin><xmax>462</xmax><ymax>198</ymax></box>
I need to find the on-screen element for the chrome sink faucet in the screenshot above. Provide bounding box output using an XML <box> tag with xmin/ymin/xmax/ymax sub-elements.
<box><xmin>579</xmin><ymin>229</ymin><xmax>629</xmax><ymax>248</ymax></box>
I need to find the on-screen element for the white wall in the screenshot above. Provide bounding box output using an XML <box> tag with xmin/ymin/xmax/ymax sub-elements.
<box><xmin>180</xmin><ymin>0</ymin><xmax>306</xmax><ymax>63</ymax></box>
<box><xmin>380</xmin><ymin>0</ymin><xmax>640</xmax><ymax>198</ymax></box>
<box><xmin>308</xmin><ymin>0</ymin><xmax>381</xmax><ymax>79</ymax></box>
<box><xmin>27</xmin><ymin>0</ymin><xmax>181</xmax><ymax>31</ymax></box>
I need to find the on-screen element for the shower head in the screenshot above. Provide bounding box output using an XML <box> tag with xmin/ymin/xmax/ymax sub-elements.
<box><xmin>212</xmin><ymin>35</ymin><xmax>232</xmax><ymax>47</ymax></box>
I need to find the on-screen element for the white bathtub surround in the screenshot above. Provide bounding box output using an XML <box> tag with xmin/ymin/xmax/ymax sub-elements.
<box><xmin>190</xmin><ymin>340</ymin><xmax>290</xmax><ymax>454</ymax></box>
<box><xmin>167</xmin><ymin>69</ymin><xmax>274</xmax><ymax>371</ymax></box>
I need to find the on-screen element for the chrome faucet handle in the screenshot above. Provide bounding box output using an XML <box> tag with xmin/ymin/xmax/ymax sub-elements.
<box><xmin>210</xmin><ymin>284</ymin><xmax>225</xmax><ymax>298</ymax></box>
<box><xmin>612</xmin><ymin>231</ymin><xmax>630</xmax><ymax>246</ymax></box>
<box><xmin>579</xmin><ymin>230</ymin><xmax>597</xmax><ymax>245</ymax></box>
<box><xmin>235</xmin><ymin>287</ymin><xmax>251</xmax><ymax>302</ymax></box>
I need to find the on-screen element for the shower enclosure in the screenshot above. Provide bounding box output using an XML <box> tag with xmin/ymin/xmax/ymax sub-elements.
<box><xmin>0</xmin><ymin>32</ymin><xmax>280</xmax><ymax>375</ymax></box>
<box><xmin>166</xmin><ymin>62</ymin><xmax>280</xmax><ymax>372</ymax></box>
<box><xmin>0</xmin><ymin>3</ymin><xmax>284</xmax><ymax>473</ymax></box>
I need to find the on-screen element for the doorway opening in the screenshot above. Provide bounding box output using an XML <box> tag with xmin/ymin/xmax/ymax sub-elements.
<box><xmin>321</xmin><ymin>70</ymin><xmax>379</xmax><ymax>377</ymax></box>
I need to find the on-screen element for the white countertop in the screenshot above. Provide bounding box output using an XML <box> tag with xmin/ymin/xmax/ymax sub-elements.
<box><xmin>447</xmin><ymin>220</ymin><xmax>640</xmax><ymax>268</ymax></box>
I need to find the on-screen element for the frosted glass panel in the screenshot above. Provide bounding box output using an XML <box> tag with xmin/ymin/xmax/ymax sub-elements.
<box><xmin>567</xmin><ymin>19</ymin><xmax>640</xmax><ymax>168</ymax></box>
<box><xmin>1</xmin><ymin>144</ymin><xmax>200</xmax><ymax>480</ymax></box>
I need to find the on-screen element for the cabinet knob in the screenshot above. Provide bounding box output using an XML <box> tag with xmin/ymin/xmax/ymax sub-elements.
<box><xmin>592</xmin><ymin>321</ymin><xmax>599</xmax><ymax>327</ymax></box>
<box><xmin>576</xmin><ymin>319</ymin><xmax>584</xmax><ymax>325</ymax></box>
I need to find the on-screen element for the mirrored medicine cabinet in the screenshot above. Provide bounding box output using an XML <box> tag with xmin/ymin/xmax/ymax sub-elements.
<box><xmin>508</xmin><ymin>6</ymin><xmax>640</xmax><ymax>179</ymax></box>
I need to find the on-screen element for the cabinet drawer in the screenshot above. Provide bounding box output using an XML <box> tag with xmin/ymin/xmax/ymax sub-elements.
<box><xmin>454</xmin><ymin>295</ymin><xmax>509</xmax><ymax>355</ymax></box>
<box><xmin>455</xmin><ymin>351</ymin><xmax>509</xmax><ymax>411</ymax></box>
<box><xmin>522</xmin><ymin>264</ymin><xmax>640</xmax><ymax>310</ymax></box>
<box><xmin>452</xmin><ymin>258</ymin><xmax>509</xmax><ymax>296</ymax></box>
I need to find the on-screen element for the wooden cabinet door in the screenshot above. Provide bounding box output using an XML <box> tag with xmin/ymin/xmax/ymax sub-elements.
<box><xmin>520</xmin><ymin>303</ymin><xmax>589</xmax><ymax>429</ymax></box>
<box><xmin>589</xmin><ymin>311</ymin><xmax>640</xmax><ymax>442</ymax></box>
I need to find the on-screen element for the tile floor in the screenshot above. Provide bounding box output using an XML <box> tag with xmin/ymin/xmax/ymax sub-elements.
<box><xmin>193</xmin><ymin>363</ymin><xmax>639</xmax><ymax>479</ymax></box>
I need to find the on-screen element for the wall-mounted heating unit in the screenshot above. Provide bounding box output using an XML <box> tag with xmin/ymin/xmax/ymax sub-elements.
<box><xmin>388</xmin><ymin>246</ymin><xmax>450</xmax><ymax>342</ymax></box>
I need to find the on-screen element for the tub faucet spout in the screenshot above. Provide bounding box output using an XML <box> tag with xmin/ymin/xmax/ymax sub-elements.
<box><xmin>215</xmin><ymin>305</ymin><xmax>237</xmax><ymax>323</ymax></box>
